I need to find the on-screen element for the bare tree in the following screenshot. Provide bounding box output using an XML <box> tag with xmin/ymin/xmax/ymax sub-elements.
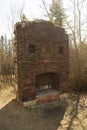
<box><xmin>67</xmin><ymin>0</ymin><xmax>87</xmax><ymax>91</ymax></box>
<box><xmin>41</xmin><ymin>0</ymin><xmax>51</xmax><ymax>19</ymax></box>
<box><xmin>7</xmin><ymin>2</ymin><xmax>25</xmax><ymax>37</ymax></box>
<box><xmin>3</xmin><ymin>2</ymin><xmax>25</xmax><ymax>86</ymax></box>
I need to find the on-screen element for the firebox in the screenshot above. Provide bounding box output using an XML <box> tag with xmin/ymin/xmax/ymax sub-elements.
<box><xmin>35</xmin><ymin>72</ymin><xmax>59</xmax><ymax>91</ymax></box>
<box><xmin>14</xmin><ymin>20</ymin><xmax>69</xmax><ymax>102</ymax></box>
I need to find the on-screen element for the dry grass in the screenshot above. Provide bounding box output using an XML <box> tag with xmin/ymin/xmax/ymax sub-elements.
<box><xmin>0</xmin><ymin>86</ymin><xmax>16</xmax><ymax>109</ymax></box>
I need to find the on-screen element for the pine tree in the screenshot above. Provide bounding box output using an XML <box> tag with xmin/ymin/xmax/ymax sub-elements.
<box><xmin>49</xmin><ymin>0</ymin><xmax>66</xmax><ymax>27</ymax></box>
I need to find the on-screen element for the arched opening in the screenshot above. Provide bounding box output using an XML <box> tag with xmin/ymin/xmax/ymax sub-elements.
<box><xmin>35</xmin><ymin>72</ymin><xmax>59</xmax><ymax>92</ymax></box>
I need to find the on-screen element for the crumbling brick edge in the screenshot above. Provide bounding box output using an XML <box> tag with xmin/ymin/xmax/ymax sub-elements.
<box><xmin>20</xmin><ymin>92</ymin><xmax>60</xmax><ymax>108</ymax></box>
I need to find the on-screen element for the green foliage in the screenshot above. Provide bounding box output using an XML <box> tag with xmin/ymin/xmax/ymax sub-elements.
<box><xmin>22</xmin><ymin>13</ymin><xmax>28</xmax><ymax>21</ymax></box>
<box><xmin>49</xmin><ymin>0</ymin><xmax>66</xmax><ymax>27</ymax></box>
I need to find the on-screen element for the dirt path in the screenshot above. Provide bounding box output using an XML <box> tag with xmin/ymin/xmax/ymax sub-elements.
<box><xmin>0</xmin><ymin>87</ymin><xmax>67</xmax><ymax>130</ymax></box>
<box><xmin>58</xmin><ymin>94</ymin><xmax>87</xmax><ymax>130</ymax></box>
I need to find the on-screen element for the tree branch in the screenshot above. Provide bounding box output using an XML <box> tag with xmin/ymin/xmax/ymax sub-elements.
<box><xmin>41</xmin><ymin>0</ymin><xmax>50</xmax><ymax>19</ymax></box>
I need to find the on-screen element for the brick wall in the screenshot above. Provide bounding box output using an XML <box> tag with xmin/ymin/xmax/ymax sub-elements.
<box><xmin>14</xmin><ymin>20</ymin><xmax>69</xmax><ymax>102</ymax></box>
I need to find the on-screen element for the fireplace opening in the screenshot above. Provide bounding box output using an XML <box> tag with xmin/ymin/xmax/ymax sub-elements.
<box><xmin>35</xmin><ymin>72</ymin><xmax>59</xmax><ymax>92</ymax></box>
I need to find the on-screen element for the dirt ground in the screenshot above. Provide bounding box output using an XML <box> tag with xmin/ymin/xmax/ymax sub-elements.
<box><xmin>58</xmin><ymin>93</ymin><xmax>87</xmax><ymax>130</ymax></box>
<box><xmin>0</xmin><ymin>87</ymin><xmax>67</xmax><ymax>130</ymax></box>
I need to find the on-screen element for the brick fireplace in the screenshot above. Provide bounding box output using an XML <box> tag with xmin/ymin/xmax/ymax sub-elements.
<box><xmin>14</xmin><ymin>20</ymin><xmax>69</xmax><ymax>102</ymax></box>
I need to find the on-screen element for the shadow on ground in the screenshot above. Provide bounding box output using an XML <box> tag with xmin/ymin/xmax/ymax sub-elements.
<box><xmin>0</xmin><ymin>99</ymin><xmax>67</xmax><ymax>130</ymax></box>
